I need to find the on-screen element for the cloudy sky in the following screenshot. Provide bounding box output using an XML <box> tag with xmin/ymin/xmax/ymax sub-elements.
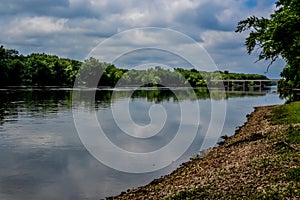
<box><xmin>0</xmin><ymin>0</ymin><xmax>285</xmax><ymax>78</ymax></box>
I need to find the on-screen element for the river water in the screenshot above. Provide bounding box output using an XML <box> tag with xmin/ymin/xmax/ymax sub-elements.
<box><xmin>0</xmin><ymin>87</ymin><xmax>285</xmax><ymax>199</ymax></box>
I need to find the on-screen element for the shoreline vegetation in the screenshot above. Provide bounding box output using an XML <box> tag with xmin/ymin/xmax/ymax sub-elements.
<box><xmin>0</xmin><ymin>46</ymin><xmax>270</xmax><ymax>88</ymax></box>
<box><xmin>108</xmin><ymin>102</ymin><xmax>300</xmax><ymax>199</ymax></box>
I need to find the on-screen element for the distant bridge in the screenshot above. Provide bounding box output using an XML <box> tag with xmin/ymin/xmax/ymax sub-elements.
<box><xmin>208</xmin><ymin>79</ymin><xmax>280</xmax><ymax>90</ymax></box>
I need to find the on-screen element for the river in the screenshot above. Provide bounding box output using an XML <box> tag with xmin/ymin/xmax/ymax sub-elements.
<box><xmin>0</xmin><ymin>87</ymin><xmax>285</xmax><ymax>199</ymax></box>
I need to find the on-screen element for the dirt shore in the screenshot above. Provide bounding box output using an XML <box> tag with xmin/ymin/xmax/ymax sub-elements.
<box><xmin>108</xmin><ymin>104</ymin><xmax>300</xmax><ymax>199</ymax></box>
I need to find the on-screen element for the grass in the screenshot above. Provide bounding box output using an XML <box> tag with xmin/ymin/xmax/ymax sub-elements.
<box><xmin>286</xmin><ymin>167</ymin><xmax>300</xmax><ymax>182</ymax></box>
<box><xmin>286</xmin><ymin>125</ymin><xmax>300</xmax><ymax>144</ymax></box>
<box><xmin>268</xmin><ymin>102</ymin><xmax>300</xmax><ymax>125</ymax></box>
<box><xmin>256</xmin><ymin>183</ymin><xmax>300</xmax><ymax>200</ymax></box>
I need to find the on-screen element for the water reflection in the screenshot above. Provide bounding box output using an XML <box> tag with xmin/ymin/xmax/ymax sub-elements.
<box><xmin>0</xmin><ymin>88</ymin><xmax>285</xmax><ymax>199</ymax></box>
<box><xmin>0</xmin><ymin>87</ymin><xmax>273</xmax><ymax>119</ymax></box>
<box><xmin>279</xmin><ymin>89</ymin><xmax>300</xmax><ymax>102</ymax></box>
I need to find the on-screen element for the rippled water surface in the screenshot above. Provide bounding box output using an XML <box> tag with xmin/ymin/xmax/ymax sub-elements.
<box><xmin>0</xmin><ymin>88</ymin><xmax>285</xmax><ymax>199</ymax></box>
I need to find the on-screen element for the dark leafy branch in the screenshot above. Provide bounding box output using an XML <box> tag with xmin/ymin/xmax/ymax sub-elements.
<box><xmin>236</xmin><ymin>0</ymin><xmax>300</xmax><ymax>88</ymax></box>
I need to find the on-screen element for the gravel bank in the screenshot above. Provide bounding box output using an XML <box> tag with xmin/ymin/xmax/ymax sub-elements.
<box><xmin>108</xmin><ymin>104</ymin><xmax>300</xmax><ymax>199</ymax></box>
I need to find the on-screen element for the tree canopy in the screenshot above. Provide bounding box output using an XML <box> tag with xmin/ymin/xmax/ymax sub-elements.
<box><xmin>0</xmin><ymin>45</ymin><xmax>268</xmax><ymax>88</ymax></box>
<box><xmin>236</xmin><ymin>0</ymin><xmax>300</xmax><ymax>88</ymax></box>
<box><xmin>0</xmin><ymin>45</ymin><xmax>82</xmax><ymax>86</ymax></box>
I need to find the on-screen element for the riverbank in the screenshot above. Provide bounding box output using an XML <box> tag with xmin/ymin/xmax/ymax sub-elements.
<box><xmin>108</xmin><ymin>102</ymin><xmax>300</xmax><ymax>199</ymax></box>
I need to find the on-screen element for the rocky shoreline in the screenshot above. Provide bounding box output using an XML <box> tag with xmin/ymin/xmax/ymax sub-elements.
<box><xmin>108</xmin><ymin>104</ymin><xmax>300</xmax><ymax>199</ymax></box>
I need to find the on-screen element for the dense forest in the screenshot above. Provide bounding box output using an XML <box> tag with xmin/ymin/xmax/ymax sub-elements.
<box><xmin>0</xmin><ymin>45</ymin><xmax>268</xmax><ymax>88</ymax></box>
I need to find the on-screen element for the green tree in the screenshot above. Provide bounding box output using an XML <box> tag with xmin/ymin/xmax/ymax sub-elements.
<box><xmin>236</xmin><ymin>0</ymin><xmax>300</xmax><ymax>88</ymax></box>
<box><xmin>0</xmin><ymin>46</ymin><xmax>23</xmax><ymax>86</ymax></box>
<box><xmin>77</xmin><ymin>57</ymin><xmax>110</xmax><ymax>87</ymax></box>
<box><xmin>99</xmin><ymin>64</ymin><xmax>124</xmax><ymax>86</ymax></box>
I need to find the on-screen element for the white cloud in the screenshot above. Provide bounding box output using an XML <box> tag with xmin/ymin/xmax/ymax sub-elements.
<box><xmin>0</xmin><ymin>0</ymin><xmax>284</xmax><ymax>77</ymax></box>
<box><xmin>7</xmin><ymin>17</ymin><xmax>68</xmax><ymax>36</ymax></box>
<box><xmin>201</xmin><ymin>30</ymin><xmax>244</xmax><ymax>49</ymax></box>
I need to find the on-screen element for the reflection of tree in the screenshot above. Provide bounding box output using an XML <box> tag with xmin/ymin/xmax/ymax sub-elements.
<box><xmin>131</xmin><ymin>89</ymin><xmax>178</xmax><ymax>103</ymax></box>
<box><xmin>279</xmin><ymin>90</ymin><xmax>300</xmax><ymax>102</ymax></box>
<box><xmin>0</xmin><ymin>102</ymin><xmax>6</xmax><ymax>125</ymax></box>
<box><xmin>0</xmin><ymin>88</ymin><xmax>269</xmax><ymax>126</ymax></box>
<box><xmin>0</xmin><ymin>90</ymin><xmax>73</xmax><ymax>123</ymax></box>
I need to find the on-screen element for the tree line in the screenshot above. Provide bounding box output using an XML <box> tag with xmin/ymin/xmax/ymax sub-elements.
<box><xmin>0</xmin><ymin>45</ymin><xmax>268</xmax><ymax>88</ymax></box>
<box><xmin>0</xmin><ymin>46</ymin><xmax>81</xmax><ymax>86</ymax></box>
